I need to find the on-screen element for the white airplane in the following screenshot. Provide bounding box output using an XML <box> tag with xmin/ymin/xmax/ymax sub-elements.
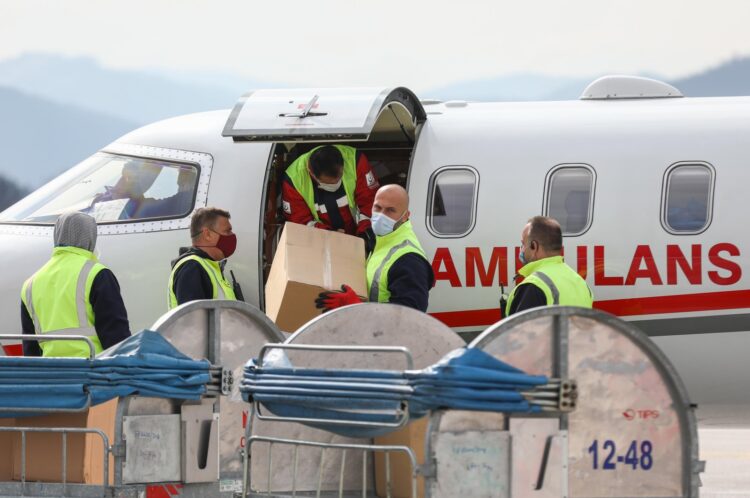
<box><xmin>0</xmin><ymin>76</ymin><xmax>747</xmax><ymax>421</ymax></box>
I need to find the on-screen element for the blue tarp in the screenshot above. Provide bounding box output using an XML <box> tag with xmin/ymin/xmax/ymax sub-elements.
<box><xmin>241</xmin><ymin>347</ymin><xmax>548</xmax><ymax>437</ymax></box>
<box><xmin>0</xmin><ymin>331</ymin><xmax>210</xmax><ymax>416</ymax></box>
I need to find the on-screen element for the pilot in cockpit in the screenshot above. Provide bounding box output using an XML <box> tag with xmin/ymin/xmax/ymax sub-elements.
<box><xmin>90</xmin><ymin>161</ymin><xmax>161</xmax><ymax>220</ymax></box>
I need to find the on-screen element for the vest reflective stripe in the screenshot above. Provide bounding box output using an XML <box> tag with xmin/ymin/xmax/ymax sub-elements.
<box><xmin>366</xmin><ymin>221</ymin><xmax>426</xmax><ymax>303</ymax></box>
<box><xmin>168</xmin><ymin>254</ymin><xmax>237</xmax><ymax>309</ymax></box>
<box><xmin>286</xmin><ymin>145</ymin><xmax>358</xmax><ymax>223</ymax></box>
<box><xmin>534</xmin><ymin>271</ymin><xmax>560</xmax><ymax>304</ymax></box>
<box><xmin>368</xmin><ymin>239</ymin><xmax>419</xmax><ymax>302</ymax></box>
<box><xmin>21</xmin><ymin>247</ymin><xmax>105</xmax><ymax>357</ymax></box>
<box><xmin>506</xmin><ymin>256</ymin><xmax>593</xmax><ymax>315</ymax></box>
<box><xmin>75</xmin><ymin>260</ymin><xmax>97</xmax><ymax>334</ymax></box>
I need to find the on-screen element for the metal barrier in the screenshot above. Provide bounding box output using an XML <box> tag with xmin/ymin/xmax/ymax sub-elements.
<box><xmin>0</xmin><ymin>334</ymin><xmax>97</xmax><ymax>361</ymax></box>
<box><xmin>0</xmin><ymin>426</ymin><xmax>110</xmax><ymax>498</ymax></box>
<box><xmin>245</xmin><ymin>435</ymin><xmax>417</xmax><ymax>498</ymax></box>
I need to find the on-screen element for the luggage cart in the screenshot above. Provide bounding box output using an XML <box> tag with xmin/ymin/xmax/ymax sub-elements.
<box><xmin>245</xmin><ymin>304</ymin><xmax>465</xmax><ymax>496</ymax></box>
<box><xmin>427</xmin><ymin>305</ymin><xmax>703</xmax><ymax>498</ymax></box>
<box><xmin>239</xmin><ymin>304</ymin><xmax>703</xmax><ymax>498</ymax></box>
<box><xmin>0</xmin><ymin>300</ymin><xmax>284</xmax><ymax>498</ymax></box>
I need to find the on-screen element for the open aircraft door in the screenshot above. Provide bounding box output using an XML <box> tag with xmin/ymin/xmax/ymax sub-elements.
<box><xmin>222</xmin><ymin>87</ymin><xmax>426</xmax><ymax>142</ymax></box>
<box><xmin>223</xmin><ymin>87</ymin><xmax>428</xmax><ymax>304</ymax></box>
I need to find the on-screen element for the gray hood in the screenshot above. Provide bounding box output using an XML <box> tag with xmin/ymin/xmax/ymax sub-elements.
<box><xmin>53</xmin><ymin>212</ymin><xmax>97</xmax><ymax>252</ymax></box>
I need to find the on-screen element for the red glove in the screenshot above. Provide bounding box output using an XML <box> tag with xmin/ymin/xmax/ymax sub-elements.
<box><xmin>315</xmin><ymin>285</ymin><xmax>364</xmax><ymax>312</ymax></box>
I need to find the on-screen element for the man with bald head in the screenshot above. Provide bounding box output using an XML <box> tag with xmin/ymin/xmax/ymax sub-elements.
<box><xmin>505</xmin><ymin>215</ymin><xmax>593</xmax><ymax>316</ymax></box>
<box><xmin>316</xmin><ymin>184</ymin><xmax>434</xmax><ymax>312</ymax></box>
<box><xmin>20</xmin><ymin>212</ymin><xmax>131</xmax><ymax>357</ymax></box>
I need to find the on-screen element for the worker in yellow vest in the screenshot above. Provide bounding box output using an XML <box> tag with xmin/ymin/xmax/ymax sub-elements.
<box><xmin>168</xmin><ymin>207</ymin><xmax>239</xmax><ymax>309</ymax></box>
<box><xmin>506</xmin><ymin>216</ymin><xmax>593</xmax><ymax>316</ymax></box>
<box><xmin>315</xmin><ymin>184</ymin><xmax>434</xmax><ymax>312</ymax></box>
<box><xmin>20</xmin><ymin>212</ymin><xmax>131</xmax><ymax>357</ymax></box>
<box><xmin>282</xmin><ymin>145</ymin><xmax>379</xmax><ymax>255</ymax></box>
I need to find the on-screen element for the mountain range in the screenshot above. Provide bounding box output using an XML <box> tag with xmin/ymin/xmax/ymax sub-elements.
<box><xmin>0</xmin><ymin>52</ymin><xmax>749</xmax><ymax>209</ymax></box>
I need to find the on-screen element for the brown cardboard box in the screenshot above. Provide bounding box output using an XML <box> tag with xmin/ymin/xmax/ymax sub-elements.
<box><xmin>374</xmin><ymin>417</ymin><xmax>428</xmax><ymax>498</ymax></box>
<box><xmin>0</xmin><ymin>418</ymin><xmax>14</xmax><ymax>480</ymax></box>
<box><xmin>12</xmin><ymin>399</ymin><xmax>117</xmax><ymax>484</ymax></box>
<box><xmin>265</xmin><ymin>223</ymin><xmax>367</xmax><ymax>332</ymax></box>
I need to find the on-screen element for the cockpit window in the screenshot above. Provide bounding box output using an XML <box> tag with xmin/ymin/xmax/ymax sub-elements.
<box><xmin>0</xmin><ymin>153</ymin><xmax>198</xmax><ymax>224</ymax></box>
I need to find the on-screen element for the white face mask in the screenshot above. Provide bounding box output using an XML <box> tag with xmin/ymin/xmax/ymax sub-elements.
<box><xmin>317</xmin><ymin>179</ymin><xmax>342</xmax><ymax>192</ymax></box>
<box><xmin>371</xmin><ymin>210</ymin><xmax>406</xmax><ymax>237</ymax></box>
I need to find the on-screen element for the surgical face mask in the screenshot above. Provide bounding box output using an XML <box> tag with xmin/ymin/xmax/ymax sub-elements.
<box><xmin>371</xmin><ymin>210</ymin><xmax>405</xmax><ymax>237</ymax></box>
<box><xmin>310</xmin><ymin>167</ymin><xmax>343</xmax><ymax>193</ymax></box>
<box><xmin>317</xmin><ymin>178</ymin><xmax>342</xmax><ymax>192</ymax></box>
<box><xmin>213</xmin><ymin>231</ymin><xmax>237</xmax><ymax>259</ymax></box>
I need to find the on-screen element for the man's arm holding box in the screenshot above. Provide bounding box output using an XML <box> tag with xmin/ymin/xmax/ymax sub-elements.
<box><xmin>315</xmin><ymin>254</ymin><xmax>434</xmax><ymax>313</ymax></box>
<box><xmin>315</xmin><ymin>284</ymin><xmax>364</xmax><ymax>311</ymax></box>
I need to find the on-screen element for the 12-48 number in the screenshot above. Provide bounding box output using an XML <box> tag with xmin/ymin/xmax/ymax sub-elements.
<box><xmin>588</xmin><ymin>440</ymin><xmax>653</xmax><ymax>470</ymax></box>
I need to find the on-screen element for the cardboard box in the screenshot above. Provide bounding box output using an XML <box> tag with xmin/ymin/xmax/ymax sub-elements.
<box><xmin>374</xmin><ymin>417</ymin><xmax>428</xmax><ymax>498</ymax></box>
<box><xmin>0</xmin><ymin>418</ymin><xmax>14</xmax><ymax>480</ymax></box>
<box><xmin>12</xmin><ymin>399</ymin><xmax>117</xmax><ymax>484</ymax></box>
<box><xmin>265</xmin><ymin>223</ymin><xmax>367</xmax><ymax>332</ymax></box>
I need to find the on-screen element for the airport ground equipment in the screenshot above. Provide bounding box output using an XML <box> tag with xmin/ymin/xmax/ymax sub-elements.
<box><xmin>240</xmin><ymin>305</ymin><xmax>702</xmax><ymax>498</ymax></box>
<box><xmin>0</xmin><ymin>302</ymin><xmax>701</xmax><ymax>497</ymax></box>
<box><xmin>0</xmin><ymin>300</ymin><xmax>284</xmax><ymax>498</ymax></box>
<box><xmin>245</xmin><ymin>304</ymin><xmax>465</xmax><ymax>495</ymax></box>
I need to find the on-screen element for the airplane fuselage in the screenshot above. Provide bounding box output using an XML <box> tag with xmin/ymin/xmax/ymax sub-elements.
<box><xmin>1</xmin><ymin>83</ymin><xmax>748</xmax><ymax>410</ymax></box>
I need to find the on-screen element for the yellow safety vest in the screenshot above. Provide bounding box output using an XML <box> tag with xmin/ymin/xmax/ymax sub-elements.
<box><xmin>506</xmin><ymin>255</ymin><xmax>593</xmax><ymax>316</ymax></box>
<box><xmin>20</xmin><ymin>246</ymin><xmax>105</xmax><ymax>358</ymax></box>
<box><xmin>285</xmin><ymin>145</ymin><xmax>359</xmax><ymax>223</ymax></box>
<box><xmin>168</xmin><ymin>254</ymin><xmax>237</xmax><ymax>310</ymax></box>
<box><xmin>366</xmin><ymin>220</ymin><xmax>427</xmax><ymax>303</ymax></box>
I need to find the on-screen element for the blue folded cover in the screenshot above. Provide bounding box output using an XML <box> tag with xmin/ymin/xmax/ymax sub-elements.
<box><xmin>241</xmin><ymin>347</ymin><xmax>548</xmax><ymax>437</ymax></box>
<box><xmin>0</xmin><ymin>331</ymin><xmax>210</xmax><ymax>417</ymax></box>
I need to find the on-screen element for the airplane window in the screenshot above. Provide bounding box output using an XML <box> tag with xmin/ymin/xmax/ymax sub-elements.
<box><xmin>663</xmin><ymin>163</ymin><xmax>713</xmax><ymax>233</ymax></box>
<box><xmin>545</xmin><ymin>166</ymin><xmax>594</xmax><ymax>235</ymax></box>
<box><xmin>428</xmin><ymin>167</ymin><xmax>478</xmax><ymax>237</ymax></box>
<box><xmin>0</xmin><ymin>153</ymin><xmax>198</xmax><ymax>224</ymax></box>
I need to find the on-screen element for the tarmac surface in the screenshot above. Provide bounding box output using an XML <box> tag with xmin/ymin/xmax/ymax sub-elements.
<box><xmin>697</xmin><ymin>405</ymin><xmax>750</xmax><ymax>497</ymax></box>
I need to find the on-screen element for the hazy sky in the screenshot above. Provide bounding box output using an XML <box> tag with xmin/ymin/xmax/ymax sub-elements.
<box><xmin>2</xmin><ymin>0</ymin><xmax>749</xmax><ymax>91</ymax></box>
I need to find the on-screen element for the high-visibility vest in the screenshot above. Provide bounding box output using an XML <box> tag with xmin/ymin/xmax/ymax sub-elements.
<box><xmin>285</xmin><ymin>145</ymin><xmax>359</xmax><ymax>223</ymax></box>
<box><xmin>506</xmin><ymin>255</ymin><xmax>593</xmax><ymax>316</ymax></box>
<box><xmin>20</xmin><ymin>246</ymin><xmax>105</xmax><ymax>358</ymax></box>
<box><xmin>366</xmin><ymin>220</ymin><xmax>427</xmax><ymax>303</ymax></box>
<box><xmin>168</xmin><ymin>254</ymin><xmax>237</xmax><ymax>310</ymax></box>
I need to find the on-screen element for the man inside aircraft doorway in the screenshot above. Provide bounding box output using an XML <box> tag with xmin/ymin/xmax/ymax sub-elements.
<box><xmin>282</xmin><ymin>145</ymin><xmax>379</xmax><ymax>255</ymax></box>
<box><xmin>505</xmin><ymin>216</ymin><xmax>593</xmax><ymax>316</ymax></box>
<box><xmin>168</xmin><ymin>207</ymin><xmax>239</xmax><ymax>309</ymax></box>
